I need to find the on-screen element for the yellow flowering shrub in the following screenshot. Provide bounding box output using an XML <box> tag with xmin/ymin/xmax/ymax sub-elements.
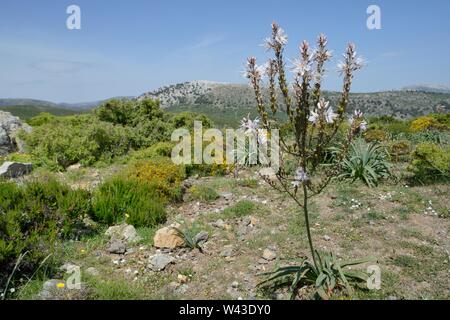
<box><xmin>125</xmin><ymin>157</ymin><xmax>186</xmax><ymax>202</ymax></box>
<box><xmin>411</xmin><ymin>116</ymin><xmax>440</xmax><ymax>132</ymax></box>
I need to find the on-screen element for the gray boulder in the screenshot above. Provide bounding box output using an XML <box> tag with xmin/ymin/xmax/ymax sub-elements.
<box><xmin>0</xmin><ymin>161</ymin><xmax>32</xmax><ymax>179</ymax></box>
<box><xmin>148</xmin><ymin>254</ymin><xmax>175</xmax><ymax>271</ymax></box>
<box><xmin>105</xmin><ymin>223</ymin><xmax>141</xmax><ymax>243</ymax></box>
<box><xmin>0</xmin><ymin>111</ymin><xmax>32</xmax><ymax>156</ymax></box>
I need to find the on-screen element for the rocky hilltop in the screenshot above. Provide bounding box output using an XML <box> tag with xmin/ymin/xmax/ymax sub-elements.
<box><xmin>138</xmin><ymin>81</ymin><xmax>450</xmax><ymax>124</ymax></box>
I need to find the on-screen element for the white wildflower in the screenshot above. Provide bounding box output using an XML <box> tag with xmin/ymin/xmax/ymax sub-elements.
<box><xmin>292</xmin><ymin>167</ymin><xmax>309</xmax><ymax>187</ymax></box>
<box><xmin>275</xmin><ymin>27</ymin><xmax>288</xmax><ymax>46</ymax></box>
<box><xmin>308</xmin><ymin>99</ymin><xmax>336</xmax><ymax>124</ymax></box>
<box><xmin>263</xmin><ymin>26</ymin><xmax>288</xmax><ymax>49</ymax></box>
<box><xmin>308</xmin><ymin>109</ymin><xmax>319</xmax><ymax>124</ymax></box>
<box><xmin>240</xmin><ymin>115</ymin><xmax>260</xmax><ymax>135</ymax></box>
<box><xmin>324</xmin><ymin>104</ymin><xmax>337</xmax><ymax>124</ymax></box>
<box><xmin>292</xmin><ymin>58</ymin><xmax>312</xmax><ymax>77</ymax></box>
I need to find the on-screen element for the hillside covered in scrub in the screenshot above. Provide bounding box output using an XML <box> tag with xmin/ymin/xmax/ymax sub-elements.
<box><xmin>2</xmin><ymin>81</ymin><xmax>450</xmax><ymax>126</ymax></box>
<box><xmin>138</xmin><ymin>81</ymin><xmax>450</xmax><ymax>126</ymax></box>
<box><xmin>0</xmin><ymin>94</ymin><xmax>449</xmax><ymax>300</ymax></box>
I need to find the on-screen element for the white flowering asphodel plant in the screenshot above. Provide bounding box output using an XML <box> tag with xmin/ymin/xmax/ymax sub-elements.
<box><xmin>247</xmin><ymin>22</ymin><xmax>373</xmax><ymax>299</ymax></box>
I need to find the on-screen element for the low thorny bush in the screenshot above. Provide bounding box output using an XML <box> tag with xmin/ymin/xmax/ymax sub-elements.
<box><xmin>0</xmin><ymin>177</ymin><xmax>93</xmax><ymax>288</ymax></box>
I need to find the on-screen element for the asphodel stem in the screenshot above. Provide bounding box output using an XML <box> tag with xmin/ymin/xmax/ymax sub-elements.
<box><xmin>303</xmin><ymin>183</ymin><xmax>318</xmax><ymax>269</ymax></box>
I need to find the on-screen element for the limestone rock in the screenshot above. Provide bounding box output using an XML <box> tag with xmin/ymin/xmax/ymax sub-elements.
<box><xmin>0</xmin><ymin>111</ymin><xmax>32</xmax><ymax>156</ymax></box>
<box><xmin>153</xmin><ymin>223</ymin><xmax>184</xmax><ymax>249</ymax></box>
<box><xmin>148</xmin><ymin>254</ymin><xmax>175</xmax><ymax>271</ymax></box>
<box><xmin>105</xmin><ymin>223</ymin><xmax>141</xmax><ymax>243</ymax></box>
<box><xmin>0</xmin><ymin>161</ymin><xmax>32</xmax><ymax>179</ymax></box>
<box><xmin>262</xmin><ymin>248</ymin><xmax>277</xmax><ymax>261</ymax></box>
<box><xmin>107</xmin><ymin>239</ymin><xmax>127</xmax><ymax>254</ymax></box>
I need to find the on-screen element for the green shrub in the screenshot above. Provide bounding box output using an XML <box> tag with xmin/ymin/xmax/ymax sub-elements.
<box><xmin>125</xmin><ymin>157</ymin><xmax>186</xmax><ymax>202</ymax></box>
<box><xmin>387</xmin><ymin>140</ymin><xmax>411</xmax><ymax>162</ymax></box>
<box><xmin>26</xmin><ymin>112</ymin><xmax>56</xmax><ymax>127</ymax></box>
<box><xmin>4</xmin><ymin>152</ymin><xmax>34</xmax><ymax>163</ymax></box>
<box><xmin>23</xmin><ymin>115</ymin><xmax>132</xmax><ymax>169</ymax></box>
<box><xmin>96</xmin><ymin>99</ymin><xmax>174</xmax><ymax>149</ymax></box>
<box><xmin>130</xmin><ymin>141</ymin><xmax>175</xmax><ymax>160</ymax></box>
<box><xmin>187</xmin><ymin>185</ymin><xmax>219</xmax><ymax>203</ymax></box>
<box><xmin>170</xmin><ymin>111</ymin><xmax>213</xmax><ymax>130</ymax></box>
<box><xmin>92</xmin><ymin>177</ymin><xmax>166</xmax><ymax>227</ymax></box>
<box><xmin>363</xmin><ymin>129</ymin><xmax>388</xmax><ymax>143</ymax></box>
<box><xmin>339</xmin><ymin>139</ymin><xmax>391</xmax><ymax>187</ymax></box>
<box><xmin>222</xmin><ymin>200</ymin><xmax>256</xmax><ymax>218</ymax></box>
<box><xmin>237</xmin><ymin>178</ymin><xmax>259</xmax><ymax>188</ymax></box>
<box><xmin>0</xmin><ymin>178</ymin><xmax>92</xmax><ymax>287</ymax></box>
<box><xmin>408</xmin><ymin>143</ymin><xmax>450</xmax><ymax>180</ymax></box>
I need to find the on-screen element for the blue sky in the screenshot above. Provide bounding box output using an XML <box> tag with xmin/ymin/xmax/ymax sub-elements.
<box><xmin>1</xmin><ymin>0</ymin><xmax>449</xmax><ymax>102</ymax></box>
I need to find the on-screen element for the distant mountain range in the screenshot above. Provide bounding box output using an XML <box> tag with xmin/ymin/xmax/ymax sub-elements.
<box><xmin>401</xmin><ymin>84</ymin><xmax>450</xmax><ymax>94</ymax></box>
<box><xmin>138</xmin><ymin>81</ymin><xmax>450</xmax><ymax>125</ymax></box>
<box><xmin>0</xmin><ymin>97</ymin><xmax>133</xmax><ymax>119</ymax></box>
<box><xmin>1</xmin><ymin>82</ymin><xmax>449</xmax><ymax>124</ymax></box>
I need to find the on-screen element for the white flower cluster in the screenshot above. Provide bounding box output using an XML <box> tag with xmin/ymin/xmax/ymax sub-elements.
<box><xmin>337</xmin><ymin>44</ymin><xmax>365</xmax><ymax>75</ymax></box>
<box><xmin>240</xmin><ymin>116</ymin><xmax>267</xmax><ymax>144</ymax></box>
<box><xmin>263</xmin><ymin>25</ymin><xmax>288</xmax><ymax>49</ymax></box>
<box><xmin>349</xmin><ymin>198</ymin><xmax>362</xmax><ymax>210</ymax></box>
<box><xmin>308</xmin><ymin>98</ymin><xmax>337</xmax><ymax>125</ymax></box>
<box><xmin>424</xmin><ymin>200</ymin><xmax>438</xmax><ymax>216</ymax></box>
<box><xmin>291</xmin><ymin>167</ymin><xmax>309</xmax><ymax>187</ymax></box>
<box><xmin>243</xmin><ymin>59</ymin><xmax>269</xmax><ymax>80</ymax></box>
<box><xmin>240</xmin><ymin>115</ymin><xmax>260</xmax><ymax>135</ymax></box>
<box><xmin>349</xmin><ymin>109</ymin><xmax>367</xmax><ymax>132</ymax></box>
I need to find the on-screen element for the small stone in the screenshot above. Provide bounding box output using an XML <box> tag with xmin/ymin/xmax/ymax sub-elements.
<box><xmin>67</xmin><ymin>163</ymin><xmax>82</xmax><ymax>171</ymax></box>
<box><xmin>194</xmin><ymin>231</ymin><xmax>209</xmax><ymax>245</ymax></box>
<box><xmin>231</xmin><ymin>281</ymin><xmax>239</xmax><ymax>289</ymax></box>
<box><xmin>220</xmin><ymin>192</ymin><xmax>234</xmax><ymax>201</ymax></box>
<box><xmin>212</xmin><ymin>219</ymin><xmax>225</xmax><ymax>228</ymax></box>
<box><xmin>175</xmin><ymin>284</ymin><xmax>189</xmax><ymax>295</ymax></box>
<box><xmin>105</xmin><ymin>223</ymin><xmax>141</xmax><ymax>243</ymax></box>
<box><xmin>258</xmin><ymin>167</ymin><xmax>277</xmax><ymax>181</ymax></box>
<box><xmin>220</xmin><ymin>245</ymin><xmax>234</xmax><ymax>257</ymax></box>
<box><xmin>148</xmin><ymin>254</ymin><xmax>175</xmax><ymax>271</ymax></box>
<box><xmin>258</xmin><ymin>258</ymin><xmax>269</xmax><ymax>264</ymax></box>
<box><xmin>262</xmin><ymin>249</ymin><xmax>277</xmax><ymax>261</ymax></box>
<box><xmin>107</xmin><ymin>240</ymin><xmax>126</xmax><ymax>254</ymax></box>
<box><xmin>178</xmin><ymin>274</ymin><xmax>188</xmax><ymax>284</ymax></box>
<box><xmin>60</xmin><ymin>263</ymin><xmax>78</xmax><ymax>273</ymax></box>
<box><xmin>85</xmin><ymin>267</ymin><xmax>100</xmax><ymax>276</ymax></box>
<box><xmin>323</xmin><ymin>235</ymin><xmax>331</xmax><ymax>241</ymax></box>
<box><xmin>237</xmin><ymin>226</ymin><xmax>249</xmax><ymax>237</ymax></box>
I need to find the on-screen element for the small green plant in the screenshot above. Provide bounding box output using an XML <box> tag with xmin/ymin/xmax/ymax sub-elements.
<box><xmin>172</xmin><ymin>227</ymin><xmax>204</xmax><ymax>253</ymax></box>
<box><xmin>237</xmin><ymin>178</ymin><xmax>259</xmax><ymax>188</ymax></box>
<box><xmin>338</xmin><ymin>139</ymin><xmax>391</xmax><ymax>187</ymax></box>
<box><xmin>187</xmin><ymin>185</ymin><xmax>219</xmax><ymax>203</ymax></box>
<box><xmin>222</xmin><ymin>200</ymin><xmax>256</xmax><ymax>218</ymax></box>
<box><xmin>259</xmin><ymin>252</ymin><xmax>370</xmax><ymax>299</ymax></box>
<box><xmin>92</xmin><ymin>177</ymin><xmax>166</xmax><ymax>227</ymax></box>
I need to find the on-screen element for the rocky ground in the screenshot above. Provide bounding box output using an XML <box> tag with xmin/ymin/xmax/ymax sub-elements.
<box><xmin>18</xmin><ymin>167</ymin><xmax>450</xmax><ymax>300</ymax></box>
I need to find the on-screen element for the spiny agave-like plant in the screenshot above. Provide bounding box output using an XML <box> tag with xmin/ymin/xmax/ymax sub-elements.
<box><xmin>245</xmin><ymin>22</ymin><xmax>373</xmax><ymax>299</ymax></box>
<box><xmin>172</xmin><ymin>227</ymin><xmax>204</xmax><ymax>253</ymax></box>
<box><xmin>338</xmin><ymin>138</ymin><xmax>391</xmax><ymax>187</ymax></box>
